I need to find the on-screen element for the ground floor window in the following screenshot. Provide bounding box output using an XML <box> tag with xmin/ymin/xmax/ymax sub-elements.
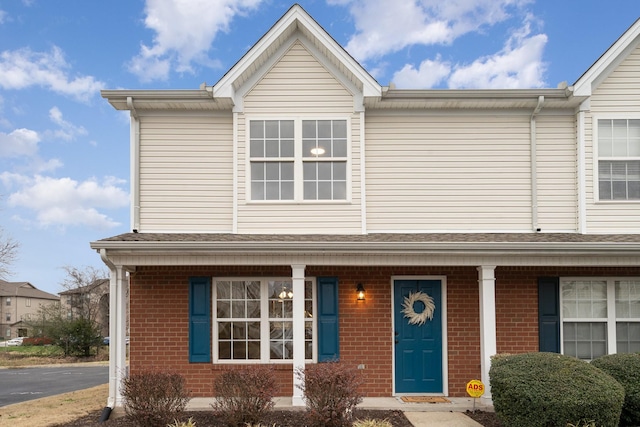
<box><xmin>561</xmin><ymin>278</ymin><xmax>640</xmax><ymax>359</ymax></box>
<box><xmin>214</xmin><ymin>278</ymin><xmax>315</xmax><ymax>363</ymax></box>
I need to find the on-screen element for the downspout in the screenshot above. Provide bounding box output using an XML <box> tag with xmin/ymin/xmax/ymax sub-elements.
<box><xmin>530</xmin><ymin>96</ymin><xmax>544</xmax><ymax>232</ymax></box>
<box><xmin>99</xmin><ymin>249</ymin><xmax>117</xmax><ymax>417</ymax></box>
<box><xmin>127</xmin><ymin>97</ymin><xmax>141</xmax><ymax>232</ymax></box>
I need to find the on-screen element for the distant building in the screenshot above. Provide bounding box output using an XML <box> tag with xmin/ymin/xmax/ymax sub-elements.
<box><xmin>0</xmin><ymin>280</ymin><xmax>60</xmax><ymax>339</ymax></box>
<box><xmin>59</xmin><ymin>279</ymin><xmax>110</xmax><ymax>338</ymax></box>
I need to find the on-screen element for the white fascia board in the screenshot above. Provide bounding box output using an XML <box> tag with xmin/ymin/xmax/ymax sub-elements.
<box><xmin>573</xmin><ymin>18</ymin><xmax>640</xmax><ymax>97</ymax></box>
<box><xmin>213</xmin><ymin>4</ymin><xmax>381</xmax><ymax>102</ymax></box>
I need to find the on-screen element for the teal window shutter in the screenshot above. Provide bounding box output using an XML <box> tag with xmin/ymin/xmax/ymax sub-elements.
<box><xmin>538</xmin><ymin>277</ymin><xmax>560</xmax><ymax>353</ymax></box>
<box><xmin>317</xmin><ymin>277</ymin><xmax>339</xmax><ymax>362</ymax></box>
<box><xmin>189</xmin><ymin>277</ymin><xmax>211</xmax><ymax>362</ymax></box>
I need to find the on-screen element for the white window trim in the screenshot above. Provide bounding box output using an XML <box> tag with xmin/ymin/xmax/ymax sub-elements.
<box><xmin>560</xmin><ymin>277</ymin><xmax>640</xmax><ymax>358</ymax></box>
<box><xmin>245</xmin><ymin>116</ymin><xmax>352</xmax><ymax>204</ymax></box>
<box><xmin>212</xmin><ymin>277</ymin><xmax>317</xmax><ymax>364</ymax></box>
<box><xmin>593</xmin><ymin>114</ymin><xmax>640</xmax><ymax>203</ymax></box>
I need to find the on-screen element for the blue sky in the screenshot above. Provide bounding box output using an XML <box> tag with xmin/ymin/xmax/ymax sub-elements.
<box><xmin>0</xmin><ymin>0</ymin><xmax>639</xmax><ymax>295</ymax></box>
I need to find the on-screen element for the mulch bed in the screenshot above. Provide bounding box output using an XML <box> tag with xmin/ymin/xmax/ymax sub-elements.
<box><xmin>53</xmin><ymin>409</ymin><xmax>416</xmax><ymax>426</ymax></box>
<box><xmin>53</xmin><ymin>409</ymin><xmax>503</xmax><ymax>426</ymax></box>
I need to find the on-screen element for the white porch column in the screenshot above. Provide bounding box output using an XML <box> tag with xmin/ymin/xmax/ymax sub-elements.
<box><xmin>291</xmin><ymin>264</ymin><xmax>306</xmax><ymax>406</ymax></box>
<box><xmin>101</xmin><ymin>251</ymin><xmax>128</xmax><ymax>409</ymax></box>
<box><xmin>477</xmin><ymin>265</ymin><xmax>496</xmax><ymax>401</ymax></box>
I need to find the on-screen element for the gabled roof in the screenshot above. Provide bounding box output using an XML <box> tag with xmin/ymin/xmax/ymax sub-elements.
<box><xmin>212</xmin><ymin>3</ymin><xmax>381</xmax><ymax>107</ymax></box>
<box><xmin>0</xmin><ymin>280</ymin><xmax>59</xmax><ymax>300</ymax></box>
<box><xmin>573</xmin><ymin>18</ymin><xmax>640</xmax><ymax>97</ymax></box>
<box><xmin>58</xmin><ymin>279</ymin><xmax>109</xmax><ymax>296</ymax></box>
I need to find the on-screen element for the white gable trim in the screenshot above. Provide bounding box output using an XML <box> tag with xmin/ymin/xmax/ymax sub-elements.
<box><xmin>573</xmin><ymin>18</ymin><xmax>640</xmax><ymax>97</ymax></box>
<box><xmin>213</xmin><ymin>4</ymin><xmax>380</xmax><ymax>104</ymax></box>
<box><xmin>233</xmin><ymin>32</ymin><xmax>363</xmax><ymax>113</ymax></box>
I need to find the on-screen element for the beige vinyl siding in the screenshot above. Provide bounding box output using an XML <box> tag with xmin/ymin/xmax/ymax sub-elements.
<box><xmin>237</xmin><ymin>41</ymin><xmax>362</xmax><ymax>234</ymax></box>
<box><xmin>587</xmin><ymin>45</ymin><xmax>640</xmax><ymax>233</ymax></box>
<box><xmin>365</xmin><ymin>111</ymin><xmax>534</xmax><ymax>231</ymax></box>
<box><xmin>138</xmin><ymin>113</ymin><xmax>233</xmax><ymax>232</ymax></box>
<box><xmin>536</xmin><ymin>113</ymin><xmax>578</xmax><ymax>231</ymax></box>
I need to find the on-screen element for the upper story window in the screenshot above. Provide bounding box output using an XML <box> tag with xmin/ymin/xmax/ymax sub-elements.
<box><xmin>5</xmin><ymin>297</ymin><xmax>10</xmax><ymax>306</ymax></box>
<box><xmin>249</xmin><ymin>119</ymin><xmax>348</xmax><ymax>202</ymax></box>
<box><xmin>598</xmin><ymin>119</ymin><xmax>640</xmax><ymax>200</ymax></box>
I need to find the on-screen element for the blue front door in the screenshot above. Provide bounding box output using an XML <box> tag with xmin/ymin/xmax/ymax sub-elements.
<box><xmin>394</xmin><ymin>279</ymin><xmax>443</xmax><ymax>393</ymax></box>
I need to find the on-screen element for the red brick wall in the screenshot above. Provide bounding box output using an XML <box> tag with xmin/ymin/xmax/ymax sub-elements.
<box><xmin>127</xmin><ymin>265</ymin><xmax>640</xmax><ymax>398</ymax></box>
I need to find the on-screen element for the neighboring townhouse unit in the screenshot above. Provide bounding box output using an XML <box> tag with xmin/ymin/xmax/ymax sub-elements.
<box><xmin>59</xmin><ymin>279</ymin><xmax>110</xmax><ymax>338</ymax></box>
<box><xmin>0</xmin><ymin>280</ymin><xmax>60</xmax><ymax>339</ymax></box>
<box><xmin>93</xmin><ymin>5</ymin><xmax>640</xmax><ymax>408</ymax></box>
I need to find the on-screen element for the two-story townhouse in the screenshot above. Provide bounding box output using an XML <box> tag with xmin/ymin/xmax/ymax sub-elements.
<box><xmin>93</xmin><ymin>5</ymin><xmax>640</xmax><ymax>409</ymax></box>
<box><xmin>0</xmin><ymin>280</ymin><xmax>60</xmax><ymax>339</ymax></box>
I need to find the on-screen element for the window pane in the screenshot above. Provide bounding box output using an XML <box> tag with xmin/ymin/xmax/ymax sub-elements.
<box><xmin>266</xmin><ymin>162</ymin><xmax>280</xmax><ymax>180</ymax></box>
<box><xmin>217</xmin><ymin>301</ymin><xmax>230</xmax><ymax>318</ymax></box>
<box><xmin>333</xmin><ymin>182</ymin><xmax>347</xmax><ymax>199</ymax></box>
<box><xmin>334</xmin><ymin>162</ymin><xmax>346</xmax><ymax>180</ymax></box>
<box><xmin>318</xmin><ymin>162</ymin><xmax>331</xmax><ymax>180</ymax></box>
<box><xmin>304</xmin><ymin>182</ymin><xmax>316</xmax><ymax>200</ymax></box>
<box><xmin>333</xmin><ymin>120</ymin><xmax>347</xmax><ymax>138</ymax></box>
<box><xmin>217</xmin><ymin>281</ymin><xmax>231</xmax><ymax>299</ymax></box>
<box><xmin>563</xmin><ymin>322</ymin><xmax>606</xmax><ymax>360</ymax></box>
<box><xmin>303</xmin><ymin>163</ymin><xmax>316</xmax><ymax>180</ymax></box>
<box><xmin>599</xmin><ymin>119</ymin><xmax>612</xmax><ymax>157</ymax></box>
<box><xmin>616</xmin><ymin>280</ymin><xmax>640</xmax><ymax>318</ymax></box>
<box><xmin>219</xmin><ymin>341</ymin><xmax>231</xmax><ymax>359</ymax></box>
<box><xmin>302</xmin><ymin>120</ymin><xmax>316</xmax><ymax>138</ymax></box>
<box><xmin>281</xmin><ymin>182</ymin><xmax>294</xmax><ymax>200</ymax></box>
<box><xmin>252</xmin><ymin>182</ymin><xmax>264</xmax><ymax>200</ymax></box>
<box><xmin>318</xmin><ymin>182</ymin><xmax>332</xmax><ymax>200</ymax></box>
<box><xmin>318</xmin><ymin>120</ymin><xmax>331</xmax><ymax>138</ymax></box>
<box><xmin>219</xmin><ymin>322</ymin><xmax>231</xmax><ymax>339</ymax></box>
<box><xmin>248</xmin><ymin>342</ymin><xmax>261</xmax><ymax>359</ymax></box>
<box><xmin>333</xmin><ymin>139</ymin><xmax>347</xmax><ymax>157</ymax></box>
<box><xmin>266</xmin><ymin>182</ymin><xmax>280</xmax><ymax>200</ymax></box>
<box><xmin>280</xmin><ymin>120</ymin><xmax>294</xmax><ymax>138</ymax></box>
<box><xmin>250</xmin><ymin>121</ymin><xmax>264</xmax><ymax>138</ymax></box>
<box><xmin>265</xmin><ymin>139</ymin><xmax>280</xmax><ymax>157</ymax></box>
<box><xmin>281</xmin><ymin>162</ymin><xmax>294</xmax><ymax>180</ymax></box>
<box><xmin>281</xmin><ymin>139</ymin><xmax>294</xmax><ymax>157</ymax></box>
<box><xmin>250</xmin><ymin>139</ymin><xmax>264</xmax><ymax>157</ymax></box>
<box><xmin>265</xmin><ymin>120</ymin><xmax>279</xmax><ymax>138</ymax></box>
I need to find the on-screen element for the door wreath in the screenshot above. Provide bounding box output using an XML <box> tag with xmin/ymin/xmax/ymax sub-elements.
<box><xmin>401</xmin><ymin>291</ymin><xmax>435</xmax><ymax>326</ymax></box>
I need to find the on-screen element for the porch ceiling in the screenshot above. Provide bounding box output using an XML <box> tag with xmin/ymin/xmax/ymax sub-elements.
<box><xmin>91</xmin><ymin>232</ymin><xmax>640</xmax><ymax>269</ymax></box>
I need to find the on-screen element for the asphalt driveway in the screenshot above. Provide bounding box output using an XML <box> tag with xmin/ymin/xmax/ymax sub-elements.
<box><xmin>0</xmin><ymin>365</ymin><xmax>108</xmax><ymax>407</ymax></box>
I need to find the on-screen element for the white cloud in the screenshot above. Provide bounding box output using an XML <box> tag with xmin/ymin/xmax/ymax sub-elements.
<box><xmin>128</xmin><ymin>0</ymin><xmax>263</xmax><ymax>82</ymax></box>
<box><xmin>48</xmin><ymin>106</ymin><xmax>88</xmax><ymax>141</ymax></box>
<box><xmin>0</xmin><ymin>10</ymin><xmax>7</xmax><ymax>24</ymax></box>
<box><xmin>392</xmin><ymin>57</ymin><xmax>451</xmax><ymax>88</ymax></box>
<box><xmin>0</xmin><ymin>128</ymin><xmax>40</xmax><ymax>157</ymax></box>
<box><xmin>448</xmin><ymin>19</ymin><xmax>547</xmax><ymax>89</ymax></box>
<box><xmin>7</xmin><ymin>175</ymin><xmax>129</xmax><ymax>229</ymax></box>
<box><xmin>0</xmin><ymin>46</ymin><xmax>104</xmax><ymax>101</ymax></box>
<box><xmin>333</xmin><ymin>0</ymin><xmax>531</xmax><ymax>61</ymax></box>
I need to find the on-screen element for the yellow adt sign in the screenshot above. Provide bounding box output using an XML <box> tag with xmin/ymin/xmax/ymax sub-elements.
<box><xmin>466</xmin><ymin>379</ymin><xmax>485</xmax><ymax>398</ymax></box>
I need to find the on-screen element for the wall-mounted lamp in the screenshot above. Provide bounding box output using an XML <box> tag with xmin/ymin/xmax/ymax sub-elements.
<box><xmin>356</xmin><ymin>283</ymin><xmax>366</xmax><ymax>302</ymax></box>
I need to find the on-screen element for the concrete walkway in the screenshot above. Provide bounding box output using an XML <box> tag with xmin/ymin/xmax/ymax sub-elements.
<box><xmin>186</xmin><ymin>396</ymin><xmax>494</xmax><ymax>427</ymax></box>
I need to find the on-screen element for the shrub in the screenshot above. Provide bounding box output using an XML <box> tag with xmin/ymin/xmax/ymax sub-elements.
<box><xmin>592</xmin><ymin>353</ymin><xmax>640</xmax><ymax>426</ymax></box>
<box><xmin>489</xmin><ymin>352</ymin><xmax>624</xmax><ymax>427</ymax></box>
<box><xmin>211</xmin><ymin>365</ymin><xmax>277</xmax><ymax>427</ymax></box>
<box><xmin>121</xmin><ymin>370</ymin><xmax>190</xmax><ymax>427</ymax></box>
<box><xmin>22</xmin><ymin>337</ymin><xmax>54</xmax><ymax>346</ymax></box>
<box><xmin>296</xmin><ymin>361</ymin><xmax>364</xmax><ymax>427</ymax></box>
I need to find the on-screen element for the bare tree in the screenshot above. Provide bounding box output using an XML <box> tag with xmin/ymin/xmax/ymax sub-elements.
<box><xmin>59</xmin><ymin>265</ymin><xmax>110</xmax><ymax>334</ymax></box>
<box><xmin>0</xmin><ymin>228</ymin><xmax>19</xmax><ymax>280</ymax></box>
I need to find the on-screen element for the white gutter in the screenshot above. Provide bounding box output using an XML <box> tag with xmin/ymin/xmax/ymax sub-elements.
<box><xmin>530</xmin><ymin>96</ymin><xmax>544</xmax><ymax>232</ymax></box>
<box><xmin>127</xmin><ymin>97</ymin><xmax>140</xmax><ymax>232</ymax></box>
<box><xmin>100</xmin><ymin>250</ymin><xmax>118</xmax><ymax>409</ymax></box>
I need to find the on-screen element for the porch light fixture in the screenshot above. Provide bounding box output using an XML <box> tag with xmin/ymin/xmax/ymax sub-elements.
<box><xmin>356</xmin><ymin>283</ymin><xmax>365</xmax><ymax>301</ymax></box>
